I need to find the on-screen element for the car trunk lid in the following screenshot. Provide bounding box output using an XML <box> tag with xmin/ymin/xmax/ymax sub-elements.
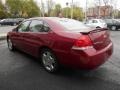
<box><xmin>64</xmin><ymin>28</ymin><xmax>111</xmax><ymax>50</ymax></box>
<box><xmin>86</xmin><ymin>28</ymin><xmax>111</xmax><ymax>50</ymax></box>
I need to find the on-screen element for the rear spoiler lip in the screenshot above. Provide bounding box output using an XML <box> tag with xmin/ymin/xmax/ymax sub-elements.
<box><xmin>81</xmin><ymin>28</ymin><xmax>108</xmax><ymax>34</ymax></box>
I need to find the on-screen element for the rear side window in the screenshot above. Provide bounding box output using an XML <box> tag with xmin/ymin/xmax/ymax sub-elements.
<box><xmin>43</xmin><ymin>22</ymin><xmax>50</xmax><ymax>32</ymax></box>
<box><xmin>92</xmin><ymin>20</ymin><xmax>98</xmax><ymax>23</ymax></box>
<box><xmin>86</xmin><ymin>20</ymin><xmax>92</xmax><ymax>24</ymax></box>
<box><xmin>99</xmin><ymin>19</ymin><xmax>105</xmax><ymax>23</ymax></box>
<box><xmin>113</xmin><ymin>20</ymin><xmax>119</xmax><ymax>24</ymax></box>
<box><xmin>56</xmin><ymin>19</ymin><xmax>88</xmax><ymax>30</ymax></box>
<box><xmin>29</xmin><ymin>20</ymin><xmax>43</xmax><ymax>32</ymax></box>
<box><xmin>105</xmin><ymin>19</ymin><xmax>113</xmax><ymax>23</ymax></box>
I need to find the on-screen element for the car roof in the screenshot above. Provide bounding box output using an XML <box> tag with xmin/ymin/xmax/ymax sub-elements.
<box><xmin>25</xmin><ymin>17</ymin><xmax>73</xmax><ymax>22</ymax></box>
<box><xmin>26</xmin><ymin>17</ymin><xmax>54</xmax><ymax>20</ymax></box>
<box><xmin>90</xmin><ymin>19</ymin><xmax>103</xmax><ymax>21</ymax></box>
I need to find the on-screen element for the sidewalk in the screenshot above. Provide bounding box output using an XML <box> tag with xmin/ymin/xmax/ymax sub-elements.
<box><xmin>0</xmin><ymin>33</ymin><xmax>7</xmax><ymax>40</ymax></box>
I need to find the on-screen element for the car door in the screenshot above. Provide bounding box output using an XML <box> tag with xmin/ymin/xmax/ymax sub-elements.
<box><xmin>11</xmin><ymin>20</ymin><xmax>31</xmax><ymax>50</ymax></box>
<box><xmin>21</xmin><ymin>19</ymin><xmax>51</xmax><ymax>57</ymax></box>
<box><xmin>20</xmin><ymin>20</ymin><xmax>43</xmax><ymax>57</ymax></box>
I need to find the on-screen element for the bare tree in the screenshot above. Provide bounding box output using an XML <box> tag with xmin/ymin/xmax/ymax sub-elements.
<box><xmin>41</xmin><ymin>0</ymin><xmax>44</xmax><ymax>17</ymax></box>
<box><xmin>71</xmin><ymin>0</ymin><xmax>73</xmax><ymax>19</ymax></box>
<box><xmin>102</xmin><ymin>0</ymin><xmax>117</xmax><ymax>18</ymax></box>
<box><xmin>94</xmin><ymin>0</ymin><xmax>101</xmax><ymax>18</ymax></box>
<box><xmin>103</xmin><ymin>0</ymin><xmax>118</xmax><ymax>18</ymax></box>
<box><xmin>46</xmin><ymin>0</ymin><xmax>55</xmax><ymax>16</ymax></box>
<box><xmin>102</xmin><ymin>0</ymin><xmax>109</xmax><ymax>18</ymax></box>
<box><xmin>109</xmin><ymin>0</ymin><xmax>117</xmax><ymax>18</ymax></box>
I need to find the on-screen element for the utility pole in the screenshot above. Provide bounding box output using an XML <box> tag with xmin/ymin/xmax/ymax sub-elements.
<box><xmin>66</xmin><ymin>2</ymin><xmax>69</xmax><ymax>18</ymax></box>
<box><xmin>41</xmin><ymin>0</ymin><xmax>44</xmax><ymax>17</ymax></box>
<box><xmin>85</xmin><ymin>0</ymin><xmax>88</xmax><ymax>21</ymax></box>
<box><xmin>94</xmin><ymin>0</ymin><xmax>101</xmax><ymax>18</ymax></box>
<box><xmin>98</xmin><ymin>0</ymin><xmax>101</xmax><ymax>18</ymax></box>
<box><xmin>71</xmin><ymin>0</ymin><xmax>73</xmax><ymax>19</ymax></box>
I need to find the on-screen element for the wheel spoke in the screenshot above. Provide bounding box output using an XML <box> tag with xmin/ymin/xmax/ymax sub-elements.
<box><xmin>49</xmin><ymin>56</ymin><xmax>55</xmax><ymax>64</ymax></box>
<box><xmin>8</xmin><ymin>39</ymin><xmax>12</xmax><ymax>50</ymax></box>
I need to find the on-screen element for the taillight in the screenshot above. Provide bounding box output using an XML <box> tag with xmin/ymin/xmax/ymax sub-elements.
<box><xmin>72</xmin><ymin>35</ymin><xmax>93</xmax><ymax>50</ymax></box>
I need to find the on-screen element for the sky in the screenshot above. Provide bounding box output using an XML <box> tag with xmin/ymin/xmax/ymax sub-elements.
<box><xmin>35</xmin><ymin>0</ymin><xmax>94</xmax><ymax>9</ymax></box>
<box><xmin>1</xmin><ymin>0</ymin><xmax>120</xmax><ymax>10</ymax></box>
<box><xmin>35</xmin><ymin>0</ymin><xmax>120</xmax><ymax>10</ymax></box>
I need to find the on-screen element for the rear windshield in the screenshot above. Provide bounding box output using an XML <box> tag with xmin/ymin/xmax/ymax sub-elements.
<box><xmin>113</xmin><ymin>20</ymin><xmax>120</xmax><ymax>23</ymax></box>
<box><xmin>99</xmin><ymin>19</ymin><xmax>105</xmax><ymax>23</ymax></box>
<box><xmin>104</xmin><ymin>19</ymin><xmax>113</xmax><ymax>23</ymax></box>
<box><xmin>56</xmin><ymin>19</ymin><xmax>89</xmax><ymax>30</ymax></box>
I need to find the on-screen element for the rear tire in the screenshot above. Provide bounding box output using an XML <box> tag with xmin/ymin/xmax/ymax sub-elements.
<box><xmin>111</xmin><ymin>26</ymin><xmax>116</xmax><ymax>31</ymax></box>
<box><xmin>41</xmin><ymin>48</ymin><xmax>59</xmax><ymax>73</ymax></box>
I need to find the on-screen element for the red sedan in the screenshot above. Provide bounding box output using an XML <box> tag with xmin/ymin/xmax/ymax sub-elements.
<box><xmin>7</xmin><ymin>17</ymin><xmax>113</xmax><ymax>73</ymax></box>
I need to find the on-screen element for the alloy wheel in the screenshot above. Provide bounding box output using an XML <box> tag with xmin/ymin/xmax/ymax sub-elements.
<box><xmin>41</xmin><ymin>49</ymin><xmax>58</xmax><ymax>73</ymax></box>
<box><xmin>7</xmin><ymin>38</ymin><xmax>14</xmax><ymax>51</ymax></box>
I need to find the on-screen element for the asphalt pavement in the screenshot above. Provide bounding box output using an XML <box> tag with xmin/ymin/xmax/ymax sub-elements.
<box><xmin>0</xmin><ymin>26</ymin><xmax>16</xmax><ymax>34</ymax></box>
<box><xmin>0</xmin><ymin>26</ymin><xmax>16</xmax><ymax>40</ymax></box>
<box><xmin>0</xmin><ymin>26</ymin><xmax>120</xmax><ymax>90</ymax></box>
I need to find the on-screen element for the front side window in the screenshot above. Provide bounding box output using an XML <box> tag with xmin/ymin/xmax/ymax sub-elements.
<box><xmin>18</xmin><ymin>20</ymin><xmax>31</xmax><ymax>32</ymax></box>
<box><xmin>29</xmin><ymin>20</ymin><xmax>43</xmax><ymax>32</ymax></box>
<box><xmin>4</xmin><ymin>19</ymin><xmax>8</xmax><ymax>22</ymax></box>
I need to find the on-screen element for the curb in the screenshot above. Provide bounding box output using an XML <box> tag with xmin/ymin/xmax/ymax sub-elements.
<box><xmin>0</xmin><ymin>34</ymin><xmax>7</xmax><ymax>40</ymax></box>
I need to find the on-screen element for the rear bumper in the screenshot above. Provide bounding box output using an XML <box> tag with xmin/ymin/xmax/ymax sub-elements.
<box><xmin>72</xmin><ymin>42</ymin><xmax>113</xmax><ymax>69</ymax></box>
<box><xmin>56</xmin><ymin>42</ymin><xmax>113</xmax><ymax>69</ymax></box>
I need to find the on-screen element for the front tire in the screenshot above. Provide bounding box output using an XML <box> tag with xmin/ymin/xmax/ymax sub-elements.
<box><xmin>7</xmin><ymin>38</ymin><xmax>15</xmax><ymax>51</ymax></box>
<box><xmin>41</xmin><ymin>49</ymin><xmax>59</xmax><ymax>73</ymax></box>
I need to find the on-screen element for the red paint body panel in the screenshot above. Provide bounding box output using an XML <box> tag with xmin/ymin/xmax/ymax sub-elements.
<box><xmin>54</xmin><ymin>42</ymin><xmax>113</xmax><ymax>69</ymax></box>
<box><xmin>7</xmin><ymin>17</ymin><xmax>113</xmax><ymax>70</ymax></box>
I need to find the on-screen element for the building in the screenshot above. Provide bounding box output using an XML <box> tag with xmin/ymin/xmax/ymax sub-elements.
<box><xmin>87</xmin><ymin>5</ymin><xmax>113</xmax><ymax>19</ymax></box>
